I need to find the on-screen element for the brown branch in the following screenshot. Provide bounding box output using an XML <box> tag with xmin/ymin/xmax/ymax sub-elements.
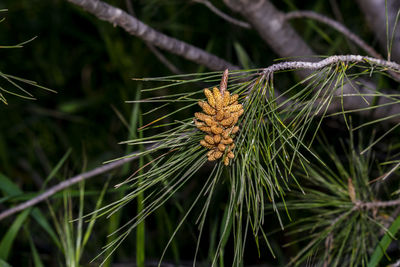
<box><xmin>67</xmin><ymin>0</ymin><xmax>239</xmax><ymax>71</ymax></box>
<box><xmin>285</xmin><ymin>10</ymin><xmax>382</xmax><ymax>59</ymax></box>
<box><xmin>0</xmin><ymin>152</ymin><xmax>140</xmax><ymax>221</ymax></box>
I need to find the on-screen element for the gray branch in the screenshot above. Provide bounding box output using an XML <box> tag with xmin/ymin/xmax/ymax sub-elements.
<box><xmin>262</xmin><ymin>55</ymin><xmax>400</xmax><ymax>74</ymax></box>
<box><xmin>0</xmin><ymin>153</ymin><xmax>140</xmax><ymax>221</ymax></box>
<box><xmin>356</xmin><ymin>198</ymin><xmax>400</xmax><ymax>209</ymax></box>
<box><xmin>67</xmin><ymin>0</ymin><xmax>239</xmax><ymax>71</ymax></box>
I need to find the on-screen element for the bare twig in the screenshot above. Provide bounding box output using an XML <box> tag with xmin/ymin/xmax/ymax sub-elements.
<box><xmin>331</xmin><ymin>198</ymin><xmax>400</xmax><ymax>226</ymax></box>
<box><xmin>0</xmin><ymin>152</ymin><xmax>140</xmax><ymax>221</ymax></box>
<box><xmin>67</xmin><ymin>0</ymin><xmax>239</xmax><ymax>71</ymax></box>
<box><xmin>193</xmin><ymin>0</ymin><xmax>251</xmax><ymax>29</ymax></box>
<box><xmin>146</xmin><ymin>44</ymin><xmax>183</xmax><ymax>75</ymax></box>
<box><xmin>355</xmin><ymin>198</ymin><xmax>400</xmax><ymax>209</ymax></box>
<box><xmin>125</xmin><ymin>0</ymin><xmax>182</xmax><ymax>74</ymax></box>
<box><xmin>329</xmin><ymin>0</ymin><xmax>345</xmax><ymax>25</ymax></box>
<box><xmin>262</xmin><ymin>55</ymin><xmax>400</xmax><ymax>74</ymax></box>
<box><xmin>285</xmin><ymin>10</ymin><xmax>382</xmax><ymax>59</ymax></box>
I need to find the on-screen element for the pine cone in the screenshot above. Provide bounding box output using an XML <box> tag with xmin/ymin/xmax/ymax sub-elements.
<box><xmin>195</xmin><ymin>69</ymin><xmax>243</xmax><ymax>166</ymax></box>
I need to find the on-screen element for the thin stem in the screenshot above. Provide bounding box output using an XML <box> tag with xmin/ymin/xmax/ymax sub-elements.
<box><xmin>146</xmin><ymin>44</ymin><xmax>183</xmax><ymax>75</ymax></box>
<box><xmin>124</xmin><ymin>0</ymin><xmax>182</xmax><ymax>74</ymax></box>
<box><xmin>331</xmin><ymin>199</ymin><xmax>400</xmax><ymax>225</ymax></box>
<box><xmin>0</xmin><ymin>152</ymin><xmax>141</xmax><ymax>221</ymax></box>
<box><xmin>192</xmin><ymin>0</ymin><xmax>251</xmax><ymax>29</ymax></box>
<box><xmin>285</xmin><ymin>10</ymin><xmax>382</xmax><ymax>59</ymax></box>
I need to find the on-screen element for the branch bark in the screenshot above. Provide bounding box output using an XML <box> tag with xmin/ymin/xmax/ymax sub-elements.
<box><xmin>67</xmin><ymin>0</ymin><xmax>239</xmax><ymax>71</ymax></box>
<box><xmin>0</xmin><ymin>153</ymin><xmax>140</xmax><ymax>221</ymax></box>
<box><xmin>262</xmin><ymin>55</ymin><xmax>400</xmax><ymax>73</ymax></box>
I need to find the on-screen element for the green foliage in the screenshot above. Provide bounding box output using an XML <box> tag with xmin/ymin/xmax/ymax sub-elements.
<box><xmin>368</xmin><ymin>214</ymin><xmax>400</xmax><ymax>267</ymax></box>
<box><xmin>280</xmin><ymin>133</ymin><xmax>380</xmax><ymax>266</ymax></box>
<box><xmin>0</xmin><ymin>208</ymin><xmax>30</xmax><ymax>260</ymax></box>
<box><xmin>48</xmin><ymin>179</ymin><xmax>109</xmax><ymax>267</ymax></box>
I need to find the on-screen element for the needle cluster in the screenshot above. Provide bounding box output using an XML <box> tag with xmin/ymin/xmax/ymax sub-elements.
<box><xmin>194</xmin><ymin>70</ymin><xmax>244</xmax><ymax>165</ymax></box>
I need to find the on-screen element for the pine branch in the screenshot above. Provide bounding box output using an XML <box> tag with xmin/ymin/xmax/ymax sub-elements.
<box><xmin>67</xmin><ymin>0</ymin><xmax>400</xmax><ymax>123</ymax></box>
<box><xmin>262</xmin><ymin>55</ymin><xmax>400</xmax><ymax>73</ymax></box>
<box><xmin>224</xmin><ymin>0</ymin><xmax>400</xmax><ymax>123</ymax></box>
<box><xmin>356</xmin><ymin>199</ymin><xmax>400</xmax><ymax>209</ymax></box>
<box><xmin>331</xmin><ymin>199</ymin><xmax>400</xmax><ymax>225</ymax></box>
<box><xmin>66</xmin><ymin>0</ymin><xmax>239</xmax><ymax>71</ymax></box>
<box><xmin>0</xmin><ymin>152</ymin><xmax>140</xmax><ymax>221</ymax></box>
